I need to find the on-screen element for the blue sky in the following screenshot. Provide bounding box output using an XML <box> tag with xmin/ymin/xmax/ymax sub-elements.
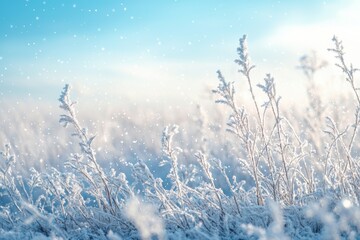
<box><xmin>0</xmin><ymin>1</ymin><xmax>358</xmax><ymax>105</ymax></box>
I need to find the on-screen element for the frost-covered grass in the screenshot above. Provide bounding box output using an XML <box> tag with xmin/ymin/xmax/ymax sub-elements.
<box><xmin>1</xmin><ymin>35</ymin><xmax>360</xmax><ymax>239</ymax></box>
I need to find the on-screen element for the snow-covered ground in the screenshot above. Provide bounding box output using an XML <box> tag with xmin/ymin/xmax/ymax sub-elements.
<box><xmin>1</xmin><ymin>36</ymin><xmax>360</xmax><ymax>239</ymax></box>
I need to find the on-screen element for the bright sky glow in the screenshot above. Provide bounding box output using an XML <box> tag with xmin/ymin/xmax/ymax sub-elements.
<box><xmin>0</xmin><ymin>1</ymin><xmax>359</xmax><ymax>105</ymax></box>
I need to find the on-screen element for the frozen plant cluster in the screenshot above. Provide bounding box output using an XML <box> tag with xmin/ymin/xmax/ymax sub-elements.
<box><xmin>1</xmin><ymin>35</ymin><xmax>360</xmax><ymax>239</ymax></box>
